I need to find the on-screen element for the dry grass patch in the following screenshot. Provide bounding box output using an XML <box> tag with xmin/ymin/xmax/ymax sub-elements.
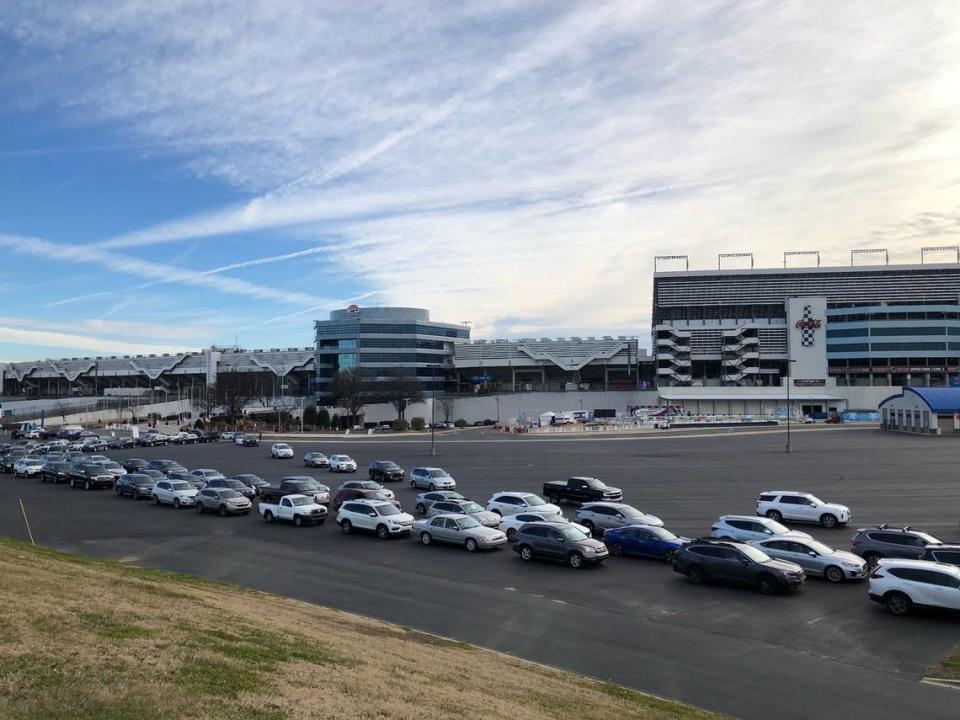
<box><xmin>0</xmin><ymin>537</ymin><xmax>723</xmax><ymax>719</ymax></box>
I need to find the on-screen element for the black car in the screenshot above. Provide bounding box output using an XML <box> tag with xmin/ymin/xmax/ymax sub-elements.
<box><xmin>107</xmin><ymin>436</ymin><xmax>136</xmax><ymax>449</ymax></box>
<box><xmin>672</xmin><ymin>538</ymin><xmax>806</xmax><ymax>594</ymax></box>
<box><xmin>69</xmin><ymin>463</ymin><xmax>115</xmax><ymax>490</ymax></box>
<box><xmin>1</xmin><ymin>449</ymin><xmax>27</xmax><ymax>473</ymax></box>
<box><xmin>122</xmin><ymin>458</ymin><xmax>150</xmax><ymax>473</ymax></box>
<box><xmin>239</xmin><ymin>436</ymin><xmax>259</xmax><ymax>447</ymax></box>
<box><xmin>146</xmin><ymin>459</ymin><xmax>187</xmax><ymax>475</ymax></box>
<box><xmin>139</xmin><ymin>468</ymin><xmax>166</xmax><ymax>483</ymax></box>
<box><xmin>203</xmin><ymin>477</ymin><xmax>257</xmax><ymax>499</ymax></box>
<box><xmin>231</xmin><ymin>474</ymin><xmax>271</xmax><ymax>495</ymax></box>
<box><xmin>41</xmin><ymin>461</ymin><xmax>74</xmax><ymax>484</ymax></box>
<box><xmin>369</xmin><ymin>460</ymin><xmax>405</xmax><ymax>483</ymax></box>
<box><xmin>167</xmin><ymin>470</ymin><xmax>204</xmax><ymax>489</ymax></box>
<box><xmin>116</xmin><ymin>473</ymin><xmax>156</xmax><ymax>499</ymax></box>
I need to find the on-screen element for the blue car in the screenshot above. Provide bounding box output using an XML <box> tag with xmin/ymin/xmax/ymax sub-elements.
<box><xmin>604</xmin><ymin>525</ymin><xmax>689</xmax><ymax>561</ymax></box>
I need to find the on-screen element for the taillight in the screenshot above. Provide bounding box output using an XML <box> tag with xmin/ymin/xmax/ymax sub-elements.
<box><xmin>851</xmin><ymin>538</ymin><xmax>860</xmax><ymax>546</ymax></box>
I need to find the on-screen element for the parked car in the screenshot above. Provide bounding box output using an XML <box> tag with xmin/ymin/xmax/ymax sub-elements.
<box><xmin>752</xmin><ymin>537</ymin><xmax>868</xmax><ymax>583</ymax></box>
<box><xmin>329</xmin><ymin>454</ymin><xmax>358</xmax><ymax>472</ymax></box>
<box><xmin>332</xmin><ymin>487</ymin><xmax>400</xmax><ymax>511</ymax></box>
<box><xmin>40</xmin><ymin>461</ymin><xmax>74</xmax><ymax>484</ymax></box>
<box><xmin>337</xmin><ymin>479</ymin><xmax>395</xmax><ymax>500</ymax></box>
<box><xmin>115</xmin><ymin>473</ymin><xmax>156</xmax><ymax>500</ymax></box>
<box><xmin>575</xmin><ymin>502</ymin><xmax>663</xmax><ymax>536</ymax></box>
<box><xmin>13</xmin><ymin>456</ymin><xmax>44</xmax><ymax>478</ymax></box>
<box><xmin>425</xmin><ymin>499</ymin><xmax>500</xmax><ymax>527</ymax></box>
<box><xmin>271</xmin><ymin>443</ymin><xmax>294</xmax><ymax>459</ymax></box>
<box><xmin>497</xmin><ymin>512</ymin><xmax>591</xmax><ymax>542</ymax></box>
<box><xmin>603</xmin><ymin>525</ymin><xmax>689</xmax><ymax>561</ymax></box>
<box><xmin>151</xmin><ymin>480</ymin><xmax>198</xmax><ymax>508</ymax></box>
<box><xmin>486</xmin><ymin>492</ymin><xmax>562</xmax><ymax>518</ymax></box>
<box><xmin>190</xmin><ymin>468</ymin><xmax>226</xmax><ymax>484</ymax></box>
<box><xmin>369</xmin><ymin>460</ymin><xmax>404</xmax><ymax>482</ymax></box>
<box><xmin>237</xmin><ymin>435</ymin><xmax>259</xmax><ymax>447</ymax></box>
<box><xmin>414</xmin><ymin>490</ymin><xmax>465</xmax><ymax>515</ymax></box>
<box><xmin>409</xmin><ymin>467</ymin><xmax>456</xmax><ymax>490</ymax></box>
<box><xmin>337</xmin><ymin>500</ymin><xmax>415</xmax><ymax>538</ymax></box>
<box><xmin>167</xmin><ymin>471</ymin><xmax>204</xmax><ymax>490</ymax></box>
<box><xmin>107</xmin><ymin>436</ymin><xmax>136</xmax><ymax>449</ymax></box>
<box><xmin>231</xmin><ymin>474</ymin><xmax>271</xmax><ymax>495</ymax></box>
<box><xmin>121</xmin><ymin>458</ymin><xmax>150</xmax><ymax>473</ymax></box>
<box><xmin>414</xmin><ymin>514</ymin><xmax>507</xmax><ymax>551</ymax></box>
<box><xmin>512</xmin><ymin>522</ymin><xmax>609</xmax><ymax>568</ymax></box>
<box><xmin>170</xmin><ymin>431</ymin><xmax>198</xmax><ymax>445</ymax></box>
<box><xmin>869</xmin><ymin>559</ymin><xmax>960</xmax><ymax>615</ymax></box>
<box><xmin>258</xmin><ymin>492</ymin><xmax>327</xmax><ymax>526</ymax></box>
<box><xmin>304</xmin><ymin>451</ymin><xmax>329</xmax><ymax>468</ymax></box>
<box><xmin>273</xmin><ymin>476</ymin><xmax>332</xmax><ymax>505</ymax></box>
<box><xmin>139</xmin><ymin>468</ymin><xmax>166</xmax><ymax>483</ymax></box>
<box><xmin>756</xmin><ymin>491</ymin><xmax>851</xmax><ymax>528</ymax></box>
<box><xmin>98</xmin><ymin>461</ymin><xmax>128</xmax><ymax>480</ymax></box>
<box><xmin>920</xmin><ymin>544</ymin><xmax>960</xmax><ymax>567</ymax></box>
<box><xmin>1</xmin><ymin>448</ymin><xmax>27</xmax><ymax>473</ymax></box>
<box><xmin>542</xmin><ymin>477</ymin><xmax>623</xmax><ymax>504</ymax></box>
<box><xmin>70</xmin><ymin>463</ymin><xmax>115</xmax><ymax>490</ymax></box>
<box><xmin>672</xmin><ymin>538</ymin><xmax>806</xmax><ymax>594</ymax></box>
<box><xmin>851</xmin><ymin>525</ymin><xmax>944</xmax><ymax>567</ymax></box>
<box><xmin>221</xmin><ymin>431</ymin><xmax>236</xmax><ymax>441</ymax></box>
<box><xmin>711</xmin><ymin>515</ymin><xmax>812</xmax><ymax>543</ymax></box>
<box><xmin>146</xmin><ymin>459</ymin><xmax>188</xmax><ymax>475</ymax></box>
<box><xmin>203</xmin><ymin>477</ymin><xmax>257</xmax><ymax>499</ymax></box>
<box><xmin>196</xmin><ymin>488</ymin><xmax>253</xmax><ymax>516</ymax></box>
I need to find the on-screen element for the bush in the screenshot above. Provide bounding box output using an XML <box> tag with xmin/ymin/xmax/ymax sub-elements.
<box><xmin>392</xmin><ymin>418</ymin><xmax>410</xmax><ymax>432</ymax></box>
<box><xmin>410</xmin><ymin>416</ymin><xmax>426</xmax><ymax>431</ymax></box>
<box><xmin>331</xmin><ymin>413</ymin><xmax>340</xmax><ymax>430</ymax></box>
<box><xmin>454</xmin><ymin>418</ymin><xmax>468</xmax><ymax>428</ymax></box>
<box><xmin>318</xmin><ymin>408</ymin><xmax>330</xmax><ymax>429</ymax></box>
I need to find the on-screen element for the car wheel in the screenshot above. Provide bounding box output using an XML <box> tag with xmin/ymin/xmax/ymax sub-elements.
<box><xmin>824</xmin><ymin>565</ymin><xmax>844</xmax><ymax>583</ymax></box>
<box><xmin>568</xmin><ymin>551</ymin><xmax>584</xmax><ymax>569</ymax></box>
<box><xmin>218</xmin><ymin>505</ymin><xmax>228</xmax><ymax>517</ymax></box>
<box><xmin>820</xmin><ymin>514</ymin><xmax>838</xmax><ymax>529</ymax></box>
<box><xmin>863</xmin><ymin>552</ymin><xmax>882</xmax><ymax>568</ymax></box>
<box><xmin>420</xmin><ymin>532</ymin><xmax>432</xmax><ymax>545</ymax></box>
<box><xmin>686</xmin><ymin>565</ymin><xmax>705</xmax><ymax>585</ymax></box>
<box><xmin>294</xmin><ymin>515</ymin><xmax>304</xmax><ymax>527</ymax></box>
<box><xmin>264</xmin><ymin>510</ymin><xmax>274</xmax><ymax>523</ymax></box>
<box><xmin>341</xmin><ymin>519</ymin><xmax>352</xmax><ymax>534</ymax></box>
<box><xmin>465</xmin><ymin>538</ymin><xmax>478</xmax><ymax>552</ymax></box>
<box><xmin>519</xmin><ymin>545</ymin><xmax>534</xmax><ymax>562</ymax></box>
<box><xmin>765</xmin><ymin>510</ymin><xmax>783</xmax><ymax>522</ymax></box>
<box><xmin>428</xmin><ymin>483</ymin><xmax>436</xmax><ymax>491</ymax></box>
<box><xmin>115</xmin><ymin>485</ymin><xmax>122</xmax><ymax>496</ymax></box>
<box><xmin>376</xmin><ymin>524</ymin><xmax>389</xmax><ymax>539</ymax></box>
<box><xmin>415</xmin><ymin>503</ymin><xmax>427</xmax><ymax>515</ymax></box>
<box><xmin>152</xmin><ymin>495</ymin><xmax>159</xmax><ymax>505</ymax></box>
<box><xmin>757</xmin><ymin>574</ymin><xmax>779</xmax><ymax>595</ymax></box>
<box><xmin>492</xmin><ymin>509</ymin><xmax>502</xmax><ymax>517</ymax></box>
<box><xmin>885</xmin><ymin>591</ymin><xmax>912</xmax><ymax>616</ymax></box>
<box><xmin>664</xmin><ymin>549</ymin><xmax>677</xmax><ymax>563</ymax></box>
<box><xmin>84</xmin><ymin>480</ymin><xmax>92</xmax><ymax>491</ymax></box>
<box><xmin>506</xmin><ymin>528</ymin><xmax>517</xmax><ymax>541</ymax></box>
<box><xmin>409</xmin><ymin>479</ymin><xmax>416</xmax><ymax>488</ymax></box>
<box><xmin>582</xmin><ymin>520</ymin><xmax>595</xmax><ymax>537</ymax></box>
<box><xmin>609</xmin><ymin>542</ymin><xmax>623</xmax><ymax>557</ymax></box>
<box><xmin>197</xmin><ymin>502</ymin><xmax>204</xmax><ymax>513</ymax></box>
<box><xmin>173</xmin><ymin>498</ymin><xmax>181</xmax><ymax>509</ymax></box>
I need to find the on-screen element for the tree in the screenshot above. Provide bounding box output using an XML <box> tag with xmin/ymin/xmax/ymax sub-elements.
<box><xmin>198</xmin><ymin>383</ymin><xmax>219</xmax><ymax>419</ymax></box>
<box><xmin>302</xmin><ymin>405</ymin><xmax>318</xmax><ymax>428</ymax></box>
<box><xmin>379</xmin><ymin>368</ymin><xmax>424</xmax><ymax>420</ymax></box>
<box><xmin>437</xmin><ymin>395</ymin><xmax>455</xmax><ymax>423</ymax></box>
<box><xmin>215</xmin><ymin>373</ymin><xmax>257</xmax><ymax>424</ymax></box>
<box><xmin>328</xmin><ymin>367</ymin><xmax>373</xmax><ymax>426</ymax></box>
<box><xmin>330</xmin><ymin>413</ymin><xmax>340</xmax><ymax>430</ymax></box>
<box><xmin>318</xmin><ymin>408</ymin><xmax>331</xmax><ymax>429</ymax></box>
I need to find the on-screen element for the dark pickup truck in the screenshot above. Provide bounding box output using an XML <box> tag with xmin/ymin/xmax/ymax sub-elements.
<box><xmin>542</xmin><ymin>476</ymin><xmax>623</xmax><ymax>504</ymax></box>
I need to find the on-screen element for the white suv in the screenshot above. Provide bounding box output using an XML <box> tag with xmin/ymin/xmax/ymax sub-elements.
<box><xmin>409</xmin><ymin>467</ymin><xmax>456</xmax><ymax>490</ymax></box>
<box><xmin>152</xmin><ymin>480</ymin><xmax>199</xmax><ymax>508</ymax></box>
<box><xmin>485</xmin><ymin>492</ymin><xmax>562</xmax><ymax>518</ymax></box>
<box><xmin>337</xmin><ymin>500</ymin><xmax>414</xmax><ymax>538</ymax></box>
<box><xmin>329</xmin><ymin>455</ymin><xmax>358</xmax><ymax>472</ymax></box>
<box><xmin>13</xmin><ymin>457</ymin><xmax>44</xmax><ymax>477</ymax></box>
<box><xmin>711</xmin><ymin>515</ymin><xmax>812</xmax><ymax>543</ymax></box>
<box><xmin>271</xmin><ymin>443</ymin><xmax>295</xmax><ymax>459</ymax></box>
<box><xmin>756</xmin><ymin>491</ymin><xmax>851</xmax><ymax>529</ymax></box>
<box><xmin>869</xmin><ymin>559</ymin><xmax>960</xmax><ymax>616</ymax></box>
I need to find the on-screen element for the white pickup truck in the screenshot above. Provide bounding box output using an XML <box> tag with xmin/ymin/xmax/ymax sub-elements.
<box><xmin>258</xmin><ymin>492</ymin><xmax>328</xmax><ymax>527</ymax></box>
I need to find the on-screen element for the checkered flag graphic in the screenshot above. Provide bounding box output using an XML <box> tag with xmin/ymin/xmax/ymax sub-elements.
<box><xmin>801</xmin><ymin>304</ymin><xmax>815</xmax><ymax>347</ymax></box>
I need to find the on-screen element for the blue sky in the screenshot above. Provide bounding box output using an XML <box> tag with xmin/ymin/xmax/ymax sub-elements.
<box><xmin>1</xmin><ymin>1</ymin><xmax>959</xmax><ymax>362</ymax></box>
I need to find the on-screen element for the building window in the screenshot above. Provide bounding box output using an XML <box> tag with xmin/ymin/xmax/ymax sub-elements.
<box><xmin>870</xmin><ymin>327</ymin><xmax>946</xmax><ymax>337</ymax></box>
<box><xmin>339</xmin><ymin>354</ymin><xmax>358</xmax><ymax>369</ymax></box>
<box><xmin>826</xmin><ymin>343</ymin><xmax>869</xmax><ymax>353</ymax></box>
<box><xmin>870</xmin><ymin>342</ymin><xmax>947</xmax><ymax>352</ymax></box>
<box><xmin>825</xmin><ymin>328</ymin><xmax>868</xmax><ymax>338</ymax></box>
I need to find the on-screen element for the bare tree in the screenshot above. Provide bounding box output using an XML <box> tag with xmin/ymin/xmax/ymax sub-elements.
<box><xmin>328</xmin><ymin>367</ymin><xmax>373</xmax><ymax>426</ymax></box>
<box><xmin>437</xmin><ymin>395</ymin><xmax>455</xmax><ymax>423</ymax></box>
<box><xmin>215</xmin><ymin>373</ymin><xmax>256</xmax><ymax>425</ymax></box>
<box><xmin>198</xmin><ymin>383</ymin><xmax>219</xmax><ymax>419</ymax></box>
<box><xmin>379</xmin><ymin>368</ymin><xmax>424</xmax><ymax>420</ymax></box>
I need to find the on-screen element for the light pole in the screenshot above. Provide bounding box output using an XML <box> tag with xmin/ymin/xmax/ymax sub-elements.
<box><xmin>299</xmin><ymin>396</ymin><xmax>304</xmax><ymax>434</ymax></box>
<box><xmin>430</xmin><ymin>365</ymin><xmax>437</xmax><ymax>457</ymax></box>
<box><xmin>785</xmin><ymin>359</ymin><xmax>796</xmax><ymax>453</ymax></box>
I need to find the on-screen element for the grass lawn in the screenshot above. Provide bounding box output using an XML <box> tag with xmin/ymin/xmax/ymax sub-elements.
<box><xmin>0</xmin><ymin>536</ymin><xmax>724</xmax><ymax>719</ymax></box>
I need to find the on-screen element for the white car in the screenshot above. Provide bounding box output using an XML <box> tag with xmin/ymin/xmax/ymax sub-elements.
<box><xmin>171</xmin><ymin>431</ymin><xmax>198</xmax><ymax>444</ymax></box>
<box><xmin>498</xmin><ymin>512</ymin><xmax>591</xmax><ymax>542</ymax></box>
<box><xmin>271</xmin><ymin>443</ymin><xmax>295</xmax><ymax>459</ymax></box>
<box><xmin>485</xmin><ymin>492</ymin><xmax>562</xmax><ymax>519</ymax></box>
<box><xmin>151</xmin><ymin>479</ymin><xmax>199</xmax><ymax>508</ymax></box>
<box><xmin>869</xmin><ymin>559</ymin><xmax>960</xmax><ymax>615</ymax></box>
<box><xmin>329</xmin><ymin>454</ymin><xmax>358</xmax><ymax>472</ymax></box>
<box><xmin>711</xmin><ymin>515</ymin><xmax>812</xmax><ymax>543</ymax></box>
<box><xmin>337</xmin><ymin>499</ymin><xmax>414</xmax><ymax>538</ymax></box>
<box><xmin>190</xmin><ymin>468</ymin><xmax>226</xmax><ymax>484</ymax></box>
<box><xmin>756</xmin><ymin>491</ymin><xmax>851</xmax><ymax>529</ymax></box>
<box><xmin>13</xmin><ymin>457</ymin><xmax>44</xmax><ymax>477</ymax></box>
<box><xmin>221</xmin><ymin>431</ymin><xmax>236</xmax><ymax>441</ymax></box>
<box><xmin>409</xmin><ymin>467</ymin><xmax>456</xmax><ymax>490</ymax></box>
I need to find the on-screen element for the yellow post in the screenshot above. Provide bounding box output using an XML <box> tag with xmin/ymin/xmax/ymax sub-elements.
<box><xmin>19</xmin><ymin>498</ymin><xmax>35</xmax><ymax>546</ymax></box>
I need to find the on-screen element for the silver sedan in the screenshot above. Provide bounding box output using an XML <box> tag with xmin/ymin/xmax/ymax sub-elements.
<box><xmin>751</xmin><ymin>537</ymin><xmax>868</xmax><ymax>583</ymax></box>
<box><xmin>413</xmin><ymin>514</ymin><xmax>507</xmax><ymax>552</ymax></box>
<box><xmin>195</xmin><ymin>488</ymin><xmax>253</xmax><ymax>516</ymax></box>
<box><xmin>425</xmin><ymin>499</ymin><xmax>501</xmax><ymax>527</ymax></box>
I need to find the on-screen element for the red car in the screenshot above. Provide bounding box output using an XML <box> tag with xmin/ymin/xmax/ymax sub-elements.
<box><xmin>332</xmin><ymin>487</ymin><xmax>402</xmax><ymax>512</ymax></box>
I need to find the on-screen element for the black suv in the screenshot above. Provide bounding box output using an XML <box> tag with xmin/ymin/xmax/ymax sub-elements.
<box><xmin>672</xmin><ymin>538</ymin><xmax>806</xmax><ymax>594</ymax></box>
<box><xmin>369</xmin><ymin>460</ymin><xmax>405</xmax><ymax>483</ymax></box>
<box><xmin>850</xmin><ymin>525</ymin><xmax>944</xmax><ymax>566</ymax></box>
<box><xmin>69</xmin><ymin>463</ymin><xmax>115</xmax><ymax>490</ymax></box>
<box><xmin>41</xmin><ymin>461</ymin><xmax>74</xmax><ymax>484</ymax></box>
<box><xmin>116</xmin><ymin>473</ymin><xmax>156</xmax><ymax>499</ymax></box>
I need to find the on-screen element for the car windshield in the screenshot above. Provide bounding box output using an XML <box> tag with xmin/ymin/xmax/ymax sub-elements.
<box><xmin>371</xmin><ymin>491</ymin><xmax>393</xmax><ymax>501</ymax></box>
<box><xmin>359</xmin><ymin>481</ymin><xmax>379</xmax><ymax>489</ymax></box>
<box><xmin>619</xmin><ymin>506</ymin><xmax>646</xmax><ymax>518</ymax></box>
<box><xmin>236</xmin><ymin>475</ymin><xmax>264</xmax><ymax>483</ymax></box>
<box><xmin>806</xmin><ymin>495</ymin><xmax>825</xmax><ymax>505</ymax></box>
<box><xmin>276</xmin><ymin>444</ymin><xmax>290</xmax><ymax>450</ymax></box>
<box><xmin>170</xmin><ymin>482</ymin><xmax>191</xmax><ymax>491</ymax></box>
<box><xmin>462</xmin><ymin>502</ymin><xmax>484</xmax><ymax>513</ymax></box>
<box><xmin>377</xmin><ymin>505</ymin><xmax>401</xmax><ymax>516</ymax></box>
<box><xmin>559</xmin><ymin>526</ymin><xmax>589</xmax><ymax>541</ymax></box>
<box><xmin>135</xmin><ymin>478</ymin><xmax>154</xmax><ymax>486</ymax></box>
<box><xmin>650</xmin><ymin>527</ymin><xmax>678</xmax><ymax>540</ymax></box>
<box><xmin>803</xmin><ymin>540</ymin><xmax>834</xmax><ymax>555</ymax></box>
<box><xmin>456</xmin><ymin>517</ymin><xmax>481</xmax><ymax>529</ymax></box>
<box><xmin>740</xmin><ymin>545</ymin><xmax>772</xmax><ymax>563</ymax></box>
<box><xmin>765</xmin><ymin>520</ymin><xmax>790</xmax><ymax>533</ymax></box>
<box><xmin>581</xmin><ymin>478</ymin><xmax>604</xmax><ymax>489</ymax></box>
<box><xmin>219</xmin><ymin>490</ymin><xmax>242</xmax><ymax>499</ymax></box>
<box><xmin>290</xmin><ymin>497</ymin><xmax>312</xmax><ymax>506</ymax></box>
<box><xmin>103</xmin><ymin>463</ymin><xmax>122</xmax><ymax>470</ymax></box>
<box><xmin>524</xmin><ymin>495</ymin><xmax>548</xmax><ymax>506</ymax></box>
<box><xmin>428</xmin><ymin>469</ymin><xmax>449</xmax><ymax>478</ymax></box>
<box><xmin>289</xmin><ymin>479</ymin><xmax>320</xmax><ymax>490</ymax></box>
<box><xmin>916</xmin><ymin>532</ymin><xmax>942</xmax><ymax>546</ymax></box>
<box><xmin>225</xmin><ymin>480</ymin><xmax>246</xmax><ymax>490</ymax></box>
<box><xmin>380</xmin><ymin>461</ymin><xmax>399</xmax><ymax>469</ymax></box>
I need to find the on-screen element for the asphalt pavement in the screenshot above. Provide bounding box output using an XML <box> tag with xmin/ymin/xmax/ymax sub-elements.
<box><xmin>2</xmin><ymin>424</ymin><xmax>959</xmax><ymax>719</ymax></box>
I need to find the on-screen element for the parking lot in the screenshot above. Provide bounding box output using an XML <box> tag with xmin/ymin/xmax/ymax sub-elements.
<box><xmin>2</xmin><ymin>424</ymin><xmax>959</xmax><ymax>720</ymax></box>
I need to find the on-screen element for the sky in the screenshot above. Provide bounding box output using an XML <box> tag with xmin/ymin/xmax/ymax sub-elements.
<box><xmin>1</xmin><ymin>1</ymin><xmax>959</xmax><ymax>362</ymax></box>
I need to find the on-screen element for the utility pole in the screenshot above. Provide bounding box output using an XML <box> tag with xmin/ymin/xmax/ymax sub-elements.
<box><xmin>430</xmin><ymin>365</ymin><xmax>437</xmax><ymax>457</ymax></box>
<box><xmin>785</xmin><ymin>359</ymin><xmax>796</xmax><ymax>453</ymax></box>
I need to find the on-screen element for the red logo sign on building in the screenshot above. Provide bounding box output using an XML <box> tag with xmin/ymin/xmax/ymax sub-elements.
<box><xmin>346</xmin><ymin>304</ymin><xmax>361</xmax><ymax>315</ymax></box>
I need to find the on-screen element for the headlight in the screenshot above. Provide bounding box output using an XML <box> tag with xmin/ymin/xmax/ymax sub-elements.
<box><xmin>842</xmin><ymin>561</ymin><xmax>862</xmax><ymax>569</ymax></box>
<box><xmin>582</xmin><ymin>546</ymin><xmax>595</xmax><ymax>554</ymax></box>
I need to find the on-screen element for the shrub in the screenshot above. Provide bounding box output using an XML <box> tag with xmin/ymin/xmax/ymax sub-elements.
<box><xmin>454</xmin><ymin>418</ymin><xmax>467</xmax><ymax>428</ymax></box>
<box><xmin>392</xmin><ymin>418</ymin><xmax>410</xmax><ymax>432</ymax></box>
<box><xmin>331</xmin><ymin>413</ymin><xmax>340</xmax><ymax>430</ymax></box>
<box><xmin>318</xmin><ymin>408</ymin><xmax>330</xmax><ymax>429</ymax></box>
<box><xmin>410</xmin><ymin>416</ymin><xmax>426</xmax><ymax>431</ymax></box>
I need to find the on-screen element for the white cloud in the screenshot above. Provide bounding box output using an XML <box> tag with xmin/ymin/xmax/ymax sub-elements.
<box><xmin>0</xmin><ymin>325</ymin><xmax>196</xmax><ymax>355</ymax></box>
<box><xmin>3</xmin><ymin>1</ymin><xmax>960</xmax><ymax>340</ymax></box>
